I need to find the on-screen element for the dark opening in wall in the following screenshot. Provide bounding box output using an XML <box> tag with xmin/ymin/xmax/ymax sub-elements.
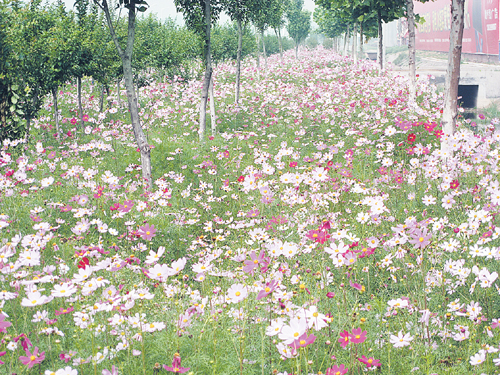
<box><xmin>458</xmin><ymin>85</ymin><xmax>479</xmax><ymax>108</ymax></box>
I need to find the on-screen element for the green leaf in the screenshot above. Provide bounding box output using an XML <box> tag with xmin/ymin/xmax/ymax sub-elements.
<box><xmin>11</xmin><ymin>96</ymin><xmax>18</xmax><ymax>104</ymax></box>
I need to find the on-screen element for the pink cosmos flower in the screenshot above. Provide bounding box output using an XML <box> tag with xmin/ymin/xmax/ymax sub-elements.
<box><xmin>0</xmin><ymin>351</ymin><xmax>5</xmax><ymax>365</ymax></box>
<box><xmin>288</xmin><ymin>332</ymin><xmax>316</xmax><ymax>350</ymax></box>
<box><xmin>256</xmin><ymin>280</ymin><xmax>278</xmax><ymax>300</ymax></box>
<box><xmin>359</xmin><ymin>355</ymin><xmax>381</xmax><ymax>368</ymax></box>
<box><xmin>164</xmin><ymin>352</ymin><xmax>190</xmax><ymax>373</ymax></box>
<box><xmin>19</xmin><ymin>346</ymin><xmax>45</xmax><ymax>368</ymax></box>
<box><xmin>137</xmin><ymin>223</ymin><xmax>157</xmax><ymax>241</ymax></box>
<box><xmin>102</xmin><ymin>365</ymin><xmax>118</xmax><ymax>375</ymax></box>
<box><xmin>349</xmin><ymin>328</ymin><xmax>367</xmax><ymax>344</ymax></box>
<box><xmin>338</xmin><ymin>330</ymin><xmax>350</xmax><ymax>348</ymax></box>
<box><xmin>243</xmin><ymin>250</ymin><xmax>269</xmax><ymax>275</ymax></box>
<box><xmin>0</xmin><ymin>313</ymin><xmax>12</xmax><ymax>333</ymax></box>
<box><xmin>326</xmin><ymin>364</ymin><xmax>348</xmax><ymax>375</ymax></box>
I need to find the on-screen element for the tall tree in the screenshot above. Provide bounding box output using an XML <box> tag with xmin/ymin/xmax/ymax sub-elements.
<box><xmin>441</xmin><ymin>0</ymin><xmax>465</xmax><ymax>146</ymax></box>
<box><xmin>76</xmin><ymin>0</ymin><xmax>152</xmax><ymax>188</ymax></box>
<box><xmin>287</xmin><ymin>0</ymin><xmax>311</xmax><ymax>58</ymax></box>
<box><xmin>174</xmin><ymin>0</ymin><xmax>223</xmax><ymax>140</ymax></box>
<box><xmin>225</xmin><ymin>0</ymin><xmax>252</xmax><ymax>103</ymax></box>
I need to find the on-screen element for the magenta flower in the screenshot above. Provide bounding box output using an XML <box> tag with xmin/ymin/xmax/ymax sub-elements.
<box><xmin>14</xmin><ymin>334</ymin><xmax>32</xmax><ymax>351</ymax></box>
<box><xmin>0</xmin><ymin>313</ymin><xmax>12</xmax><ymax>333</ymax></box>
<box><xmin>164</xmin><ymin>352</ymin><xmax>190</xmax><ymax>373</ymax></box>
<box><xmin>257</xmin><ymin>280</ymin><xmax>278</xmax><ymax>300</ymax></box>
<box><xmin>348</xmin><ymin>328</ymin><xmax>367</xmax><ymax>344</ymax></box>
<box><xmin>326</xmin><ymin>364</ymin><xmax>348</xmax><ymax>375</ymax></box>
<box><xmin>55</xmin><ymin>307</ymin><xmax>74</xmax><ymax>316</ymax></box>
<box><xmin>19</xmin><ymin>346</ymin><xmax>45</xmax><ymax>368</ymax></box>
<box><xmin>338</xmin><ymin>330</ymin><xmax>350</xmax><ymax>348</ymax></box>
<box><xmin>137</xmin><ymin>223</ymin><xmax>157</xmax><ymax>241</ymax></box>
<box><xmin>358</xmin><ymin>355</ymin><xmax>381</xmax><ymax>368</ymax></box>
<box><xmin>288</xmin><ymin>332</ymin><xmax>316</xmax><ymax>350</ymax></box>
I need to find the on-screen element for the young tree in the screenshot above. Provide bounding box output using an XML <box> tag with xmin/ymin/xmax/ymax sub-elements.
<box><xmin>76</xmin><ymin>0</ymin><xmax>152</xmax><ymax>187</ymax></box>
<box><xmin>174</xmin><ymin>0</ymin><xmax>223</xmax><ymax>140</ymax></box>
<box><xmin>287</xmin><ymin>0</ymin><xmax>311</xmax><ymax>58</ymax></box>
<box><xmin>225</xmin><ymin>0</ymin><xmax>250</xmax><ymax>103</ymax></box>
<box><xmin>441</xmin><ymin>0</ymin><xmax>465</xmax><ymax>144</ymax></box>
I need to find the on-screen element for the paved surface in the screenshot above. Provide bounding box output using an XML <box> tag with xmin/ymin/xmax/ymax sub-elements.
<box><xmin>388</xmin><ymin>51</ymin><xmax>500</xmax><ymax>108</ymax></box>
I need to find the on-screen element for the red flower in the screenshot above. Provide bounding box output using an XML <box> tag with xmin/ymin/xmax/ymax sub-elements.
<box><xmin>289</xmin><ymin>161</ymin><xmax>298</xmax><ymax>168</ymax></box>
<box><xmin>407</xmin><ymin>133</ymin><xmax>416</xmax><ymax>143</ymax></box>
<box><xmin>450</xmin><ymin>179</ymin><xmax>459</xmax><ymax>189</ymax></box>
<box><xmin>78</xmin><ymin>257</ymin><xmax>90</xmax><ymax>269</ymax></box>
<box><xmin>237</xmin><ymin>175</ymin><xmax>245</xmax><ymax>182</ymax></box>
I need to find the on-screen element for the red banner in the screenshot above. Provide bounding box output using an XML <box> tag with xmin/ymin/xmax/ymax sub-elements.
<box><xmin>414</xmin><ymin>0</ymin><xmax>499</xmax><ymax>55</ymax></box>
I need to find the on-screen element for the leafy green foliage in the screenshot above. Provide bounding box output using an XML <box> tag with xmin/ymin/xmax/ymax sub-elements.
<box><xmin>211</xmin><ymin>22</ymin><xmax>257</xmax><ymax>63</ymax></box>
<box><xmin>286</xmin><ymin>0</ymin><xmax>311</xmax><ymax>47</ymax></box>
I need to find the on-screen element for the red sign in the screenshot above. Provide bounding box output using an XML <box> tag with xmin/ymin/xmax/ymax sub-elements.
<box><xmin>414</xmin><ymin>0</ymin><xmax>499</xmax><ymax>55</ymax></box>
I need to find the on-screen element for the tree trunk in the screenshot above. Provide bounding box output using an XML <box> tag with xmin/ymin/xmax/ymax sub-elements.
<box><xmin>378</xmin><ymin>12</ymin><xmax>384</xmax><ymax>71</ymax></box>
<box><xmin>77</xmin><ymin>76</ymin><xmax>84</xmax><ymax>130</ymax></box>
<box><xmin>52</xmin><ymin>88</ymin><xmax>61</xmax><ymax>135</ymax></box>
<box><xmin>101</xmin><ymin>0</ymin><xmax>152</xmax><ymax>188</ymax></box>
<box><xmin>295</xmin><ymin>42</ymin><xmax>298</xmax><ymax>59</ymax></box>
<box><xmin>442</xmin><ymin>0</ymin><xmax>465</xmax><ymax>143</ymax></box>
<box><xmin>99</xmin><ymin>84</ymin><xmax>105</xmax><ymax>112</ymax></box>
<box><xmin>407</xmin><ymin>0</ymin><xmax>417</xmax><ymax>105</ymax></box>
<box><xmin>209</xmin><ymin>76</ymin><xmax>216</xmax><ymax>135</ymax></box>
<box><xmin>359</xmin><ymin>22</ymin><xmax>364</xmax><ymax>58</ymax></box>
<box><xmin>277</xmin><ymin>28</ymin><xmax>283</xmax><ymax>63</ymax></box>
<box><xmin>105</xmin><ymin>85</ymin><xmax>111</xmax><ymax>108</ymax></box>
<box><xmin>352</xmin><ymin>22</ymin><xmax>358</xmax><ymax>63</ymax></box>
<box><xmin>26</xmin><ymin>116</ymin><xmax>31</xmax><ymax>139</ymax></box>
<box><xmin>261</xmin><ymin>30</ymin><xmax>268</xmax><ymax>69</ymax></box>
<box><xmin>255</xmin><ymin>31</ymin><xmax>260</xmax><ymax>68</ymax></box>
<box><xmin>235</xmin><ymin>18</ymin><xmax>242</xmax><ymax>104</ymax></box>
<box><xmin>117</xmin><ymin>79</ymin><xmax>121</xmax><ymax>107</ymax></box>
<box><xmin>199</xmin><ymin>0</ymin><xmax>213</xmax><ymax>141</ymax></box>
<box><xmin>343</xmin><ymin>25</ymin><xmax>350</xmax><ymax>55</ymax></box>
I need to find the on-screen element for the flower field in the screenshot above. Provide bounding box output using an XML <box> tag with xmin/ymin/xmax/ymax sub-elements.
<box><xmin>1</xmin><ymin>47</ymin><xmax>500</xmax><ymax>375</ymax></box>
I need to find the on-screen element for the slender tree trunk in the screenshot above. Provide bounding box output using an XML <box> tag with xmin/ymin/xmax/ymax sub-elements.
<box><xmin>352</xmin><ymin>22</ymin><xmax>358</xmax><ymax>63</ymax></box>
<box><xmin>343</xmin><ymin>25</ymin><xmax>350</xmax><ymax>55</ymax></box>
<box><xmin>77</xmin><ymin>76</ymin><xmax>84</xmax><ymax>130</ymax></box>
<box><xmin>255</xmin><ymin>31</ymin><xmax>260</xmax><ymax>68</ymax></box>
<box><xmin>359</xmin><ymin>22</ymin><xmax>364</xmax><ymax>58</ymax></box>
<box><xmin>101</xmin><ymin>0</ymin><xmax>152</xmax><ymax>187</ymax></box>
<box><xmin>199</xmin><ymin>0</ymin><xmax>213</xmax><ymax>141</ymax></box>
<box><xmin>209</xmin><ymin>76</ymin><xmax>216</xmax><ymax>135</ymax></box>
<box><xmin>261</xmin><ymin>30</ymin><xmax>268</xmax><ymax>69</ymax></box>
<box><xmin>52</xmin><ymin>88</ymin><xmax>61</xmax><ymax>135</ymax></box>
<box><xmin>407</xmin><ymin>0</ymin><xmax>417</xmax><ymax>105</ymax></box>
<box><xmin>99</xmin><ymin>84</ymin><xmax>105</xmax><ymax>112</ymax></box>
<box><xmin>105</xmin><ymin>85</ymin><xmax>111</xmax><ymax>108</ymax></box>
<box><xmin>26</xmin><ymin>116</ymin><xmax>31</xmax><ymax>139</ymax></box>
<box><xmin>378</xmin><ymin>12</ymin><xmax>384</xmax><ymax>71</ymax></box>
<box><xmin>117</xmin><ymin>79</ymin><xmax>121</xmax><ymax>107</ymax></box>
<box><xmin>442</xmin><ymin>0</ymin><xmax>465</xmax><ymax>145</ymax></box>
<box><xmin>276</xmin><ymin>28</ymin><xmax>283</xmax><ymax>63</ymax></box>
<box><xmin>235</xmin><ymin>18</ymin><xmax>242</xmax><ymax>104</ymax></box>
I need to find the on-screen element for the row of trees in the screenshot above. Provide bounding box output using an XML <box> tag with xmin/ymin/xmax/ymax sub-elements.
<box><xmin>314</xmin><ymin>0</ymin><xmax>466</xmax><ymax>149</ymax></box>
<box><xmin>1</xmin><ymin>0</ymin><xmax>311</xmax><ymax>187</ymax></box>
